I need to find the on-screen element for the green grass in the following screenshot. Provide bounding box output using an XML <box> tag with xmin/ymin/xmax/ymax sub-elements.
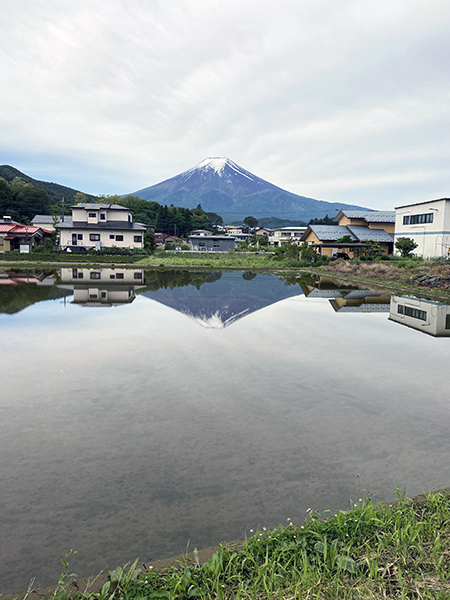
<box><xmin>48</xmin><ymin>490</ymin><xmax>450</xmax><ymax>600</ymax></box>
<box><xmin>135</xmin><ymin>252</ymin><xmax>283</xmax><ymax>269</ymax></box>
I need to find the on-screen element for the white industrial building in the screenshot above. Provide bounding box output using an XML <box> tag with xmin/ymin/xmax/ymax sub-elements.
<box><xmin>395</xmin><ymin>198</ymin><xmax>450</xmax><ymax>258</ymax></box>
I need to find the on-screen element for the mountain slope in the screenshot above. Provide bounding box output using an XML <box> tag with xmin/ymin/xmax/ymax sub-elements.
<box><xmin>0</xmin><ymin>165</ymin><xmax>96</xmax><ymax>204</ymax></box>
<box><xmin>129</xmin><ymin>157</ymin><xmax>369</xmax><ymax>222</ymax></box>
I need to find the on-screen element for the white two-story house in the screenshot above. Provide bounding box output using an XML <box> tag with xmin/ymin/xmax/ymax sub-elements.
<box><xmin>56</xmin><ymin>203</ymin><xmax>146</xmax><ymax>251</ymax></box>
<box><xmin>395</xmin><ymin>198</ymin><xmax>450</xmax><ymax>258</ymax></box>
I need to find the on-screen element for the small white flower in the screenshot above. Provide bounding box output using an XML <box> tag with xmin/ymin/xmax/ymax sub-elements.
<box><xmin>250</xmin><ymin>529</ymin><xmax>254</xmax><ymax>533</ymax></box>
<box><xmin>359</xmin><ymin>498</ymin><xmax>363</xmax><ymax>502</ymax></box>
<box><xmin>263</xmin><ymin>527</ymin><xmax>267</xmax><ymax>531</ymax></box>
<box><xmin>301</xmin><ymin>526</ymin><xmax>304</xmax><ymax>529</ymax></box>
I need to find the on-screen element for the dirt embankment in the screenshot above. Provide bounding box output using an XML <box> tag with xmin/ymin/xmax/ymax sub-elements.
<box><xmin>321</xmin><ymin>260</ymin><xmax>450</xmax><ymax>293</ymax></box>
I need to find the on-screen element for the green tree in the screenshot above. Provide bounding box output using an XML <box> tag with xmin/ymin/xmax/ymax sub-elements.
<box><xmin>336</xmin><ymin>235</ymin><xmax>354</xmax><ymax>244</ymax></box>
<box><xmin>205</xmin><ymin>211</ymin><xmax>223</xmax><ymax>227</ymax></box>
<box><xmin>9</xmin><ymin>177</ymin><xmax>51</xmax><ymax>220</ymax></box>
<box><xmin>0</xmin><ymin>177</ymin><xmax>14</xmax><ymax>215</ymax></box>
<box><xmin>360</xmin><ymin>239</ymin><xmax>384</xmax><ymax>259</ymax></box>
<box><xmin>144</xmin><ymin>229</ymin><xmax>156</xmax><ymax>253</ymax></box>
<box><xmin>243</xmin><ymin>216</ymin><xmax>258</xmax><ymax>228</ymax></box>
<box><xmin>251</xmin><ymin>234</ymin><xmax>268</xmax><ymax>247</ymax></box>
<box><xmin>395</xmin><ymin>237</ymin><xmax>418</xmax><ymax>258</ymax></box>
<box><xmin>73</xmin><ymin>192</ymin><xmax>89</xmax><ymax>204</ymax></box>
<box><xmin>299</xmin><ymin>241</ymin><xmax>319</xmax><ymax>262</ymax></box>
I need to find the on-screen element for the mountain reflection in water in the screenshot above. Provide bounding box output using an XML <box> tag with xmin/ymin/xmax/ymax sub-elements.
<box><xmin>140</xmin><ymin>270</ymin><xmax>305</xmax><ymax>328</ymax></box>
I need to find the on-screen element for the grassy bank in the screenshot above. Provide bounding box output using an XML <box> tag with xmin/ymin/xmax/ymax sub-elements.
<box><xmin>14</xmin><ymin>490</ymin><xmax>450</xmax><ymax>600</ymax></box>
<box><xmin>135</xmin><ymin>252</ymin><xmax>281</xmax><ymax>269</ymax></box>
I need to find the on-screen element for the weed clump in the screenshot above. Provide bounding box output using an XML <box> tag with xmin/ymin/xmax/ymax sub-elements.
<box><xmin>47</xmin><ymin>490</ymin><xmax>450</xmax><ymax>600</ymax></box>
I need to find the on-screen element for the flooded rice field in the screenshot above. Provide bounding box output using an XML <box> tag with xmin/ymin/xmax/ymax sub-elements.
<box><xmin>1</xmin><ymin>268</ymin><xmax>450</xmax><ymax>592</ymax></box>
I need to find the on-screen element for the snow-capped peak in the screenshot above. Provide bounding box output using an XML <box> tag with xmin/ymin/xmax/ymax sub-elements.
<box><xmin>186</xmin><ymin>157</ymin><xmax>255</xmax><ymax>182</ymax></box>
<box><xmin>195</xmin><ymin>157</ymin><xmax>229</xmax><ymax>174</ymax></box>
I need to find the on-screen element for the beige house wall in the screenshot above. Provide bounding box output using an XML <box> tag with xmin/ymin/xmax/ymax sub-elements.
<box><xmin>60</xmin><ymin>267</ymin><xmax>144</xmax><ymax>283</ymax></box>
<box><xmin>337</xmin><ymin>216</ymin><xmax>366</xmax><ymax>226</ymax></box>
<box><xmin>72</xmin><ymin>207</ymin><xmax>132</xmax><ymax>224</ymax></box>
<box><xmin>368</xmin><ymin>222</ymin><xmax>395</xmax><ymax>233</ymax></box>
<box><xmin>60</xmin><ymin>228</ymin><xmax>143</xmax><ymax>249</ymax></box>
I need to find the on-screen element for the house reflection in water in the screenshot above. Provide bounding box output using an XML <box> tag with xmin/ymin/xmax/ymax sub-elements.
<box><xmin>58</xmin><ymin>268</ymin><xmax>146</xmax><ymax>307</ymax></box>
<box><xmin>389</xmin><ymin>295</ymin><xmax>450</xmax><ymax>337</ymax></box>
<box><xmin>301</xmin><ymin>276</ymin><xmax>391</xmax><ymax>312</ymax></box>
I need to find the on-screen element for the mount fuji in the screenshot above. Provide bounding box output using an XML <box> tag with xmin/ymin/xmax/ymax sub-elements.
<box><xmin>128</xmin><ymin>157</ymin><xmax>368</xmax><ymax>222</ymax></box>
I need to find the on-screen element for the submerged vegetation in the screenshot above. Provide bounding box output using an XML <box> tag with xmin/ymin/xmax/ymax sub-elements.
<box><xmin>23</xmin><ymin>490</ymin><xmax>450</xmax><ymax>600</ymax></box>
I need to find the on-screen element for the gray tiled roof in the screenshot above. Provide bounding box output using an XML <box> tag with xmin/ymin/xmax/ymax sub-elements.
<box><xmin>309</xmin><ymin>225</ymin><xmax>357</xmax><ymax>241</ymax></box>
<box><xmin>71</xmin><ymin>203</ymin><xmax>129</xmax><ymax>210</ymax></box>
<box><xmin>56</xmin><ymin>221</ymin><xmax>146</xmax><ymax>231</ymax></box>
<box><xmin>346</xmin><ymin>225</ymin><xmax>394</xmax><ymax>243</ymax></box>
<box><xmin>32</xmin><ymin>215</ymin><xmax>73</xmax><ymax>225</ymax></box>
<box><xmin>339</xmin><ymin>210</ymin><xmax>396</xmax><ymax>223</ymax></box>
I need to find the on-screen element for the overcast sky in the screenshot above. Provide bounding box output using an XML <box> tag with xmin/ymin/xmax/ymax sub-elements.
<box><xmin>1</xmin><ymin>0</ymin><xmax>449</xmax><ymax>210</ymax></box>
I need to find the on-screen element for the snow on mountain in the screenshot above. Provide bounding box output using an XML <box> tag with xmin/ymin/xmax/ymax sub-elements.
<box><xmin>129</xmin><ymin>157</ymin><xmax>369</xmax><ymax>222</ymax></box>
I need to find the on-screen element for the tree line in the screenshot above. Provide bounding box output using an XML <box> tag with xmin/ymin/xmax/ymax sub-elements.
<box><xmin>0</xmin><ymin>177</ymin><xmax>224</xmax><ymax>235</ymax></box>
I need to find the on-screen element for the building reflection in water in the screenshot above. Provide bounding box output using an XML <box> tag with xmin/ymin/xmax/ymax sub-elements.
<box><xmin>389</xmin><ymin>295</ymin><xmax>450</xmax><ymax>337</ymax></box>
<box><xmin>301</xmin><ymin>276</ymin><xmax>391</xmax><ymax>313</ymax></box>
<box><xmin>58</xmin><ymin>267</ymin><xmax>146</xmax><ymax>307</ymax></box>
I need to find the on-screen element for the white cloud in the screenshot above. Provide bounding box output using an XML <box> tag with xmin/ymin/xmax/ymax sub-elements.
<box><xmin>1</xmin><ymin>0</ymin><xmax>449</xmax><ymax>207</ymax></box>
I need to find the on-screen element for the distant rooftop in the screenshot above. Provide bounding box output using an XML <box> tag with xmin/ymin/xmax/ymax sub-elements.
<box><xmin>71</xmin><ymin>203</ymin><xmax>129</xmax><ymax>210</ymax></box>
<box><xmin>335</xmin><ymin>210</ymin><xmax>396</xmax><ymax>223</ymax></box>
<box><xmin>32</xmin><ymin>215</ymin><xmax>73</xmax><ymax>226</ymax></box>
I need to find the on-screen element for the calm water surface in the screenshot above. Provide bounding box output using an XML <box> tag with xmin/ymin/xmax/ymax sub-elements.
<box><xmin>1</xmin><ymin>268</ymin><xmax>450</xmax><ymax>592</ymax></box>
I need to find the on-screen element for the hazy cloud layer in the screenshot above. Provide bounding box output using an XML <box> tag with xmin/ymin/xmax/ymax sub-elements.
<box><xmin>1</xmin><ymin>0</ymin><xmax>449</xmax><ymax>209</ymax></box>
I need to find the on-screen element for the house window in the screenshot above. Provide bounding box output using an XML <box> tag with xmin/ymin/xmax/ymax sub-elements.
<box><xmin>101</xmin><ymin>292</ymin><xmax>106</xmax><ymax>298</ymax></box>
<box><xmin>199</xmin><ymin>242</ymin><xmax>206</xmax><ymax>247</ymax></box>
<box><xmin>115</xmin><ymin>235</ymin><xmax>124</xmax><ymax>241</ymax></box>
<box><xmin>446</xmin><ymin>314</ymin><xmax>450</xmax><ymax>330</ymax></box>
<box><xmin>134</xmin><ymin>236</ymin><xmax>142</xmax><ymax>242</ymax></box>
<box><xmin>397</xmin><ymin>305</ymin><xmax>427</xmax><ymax>321</ymax></box>
<box><xmin>213</xmin><ymin>241</ymin><xmax>220</xmax><ymax>247</ymax></box>
<box><xmin>90</xmin><ymin>294</ymin><xmax>98</xmax><ymax>299</ymax></box>
<box><xmin>134</xmin><ymin>272</ymin><xmax>142</xmax><ymax>279</ymax></box>
<box><xmin>100</xmin><ymin>214</ymin><xmax>106</xmax><ymax>220</ymax></box>
<box><xmin>90</xmin><ymin>272</ymin><xmax>101</xmax><ymax>280</ymax></box>
<box><xmin>88</xmin><ymin>212</ymin><xmax>96</xmax><ymax>218</ymax></box>
<box><xmin>90</xmin><ymin>234</ymin><xmax>100</xmax><ymax>241</ymax></box>
<box><xmin>72</xmin><ymin>268</ymin><xmax>78</xmax><ymax>278</ymax></box>
<box><xmin>78</xmin><ymin>273</ymin><xmax>84</xmax><ymax>279</ymax></box>
<box><xmin>110</xmin><ymin>274</ymin><xmax>115</xmax><ymax>279</ymax></box>
<box><xmin>110</xmin><ymin>234</ymin><xmax>115</xmax><ymax>239</ymax></box>
<box><xmin>115</xmin><ymin>273</ymin><xmax>124</xmax><ymax>279</ymax></box>
<box><xmin>77</xmin><ymin>234</ymin><xmax>83</xmax><ymax>240</ymax></box>
<box><xmin>410</xmin><ymin>213</ymin><xmax>434</xmax><ymax>225</ymax></box>
<box><xmin>403</xmin><ymin>216</ymin><xmax>410</xmax><ymax>225</ymax></box>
